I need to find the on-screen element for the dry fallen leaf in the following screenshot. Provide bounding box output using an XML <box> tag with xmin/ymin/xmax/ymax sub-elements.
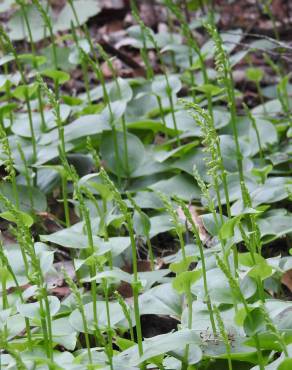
<box><xmin>281</xmin><ymin>269</ymin><xmax>292</xmax><ymax>292</ymax></box>
<box><xmin>177</xmin><ymin>205</ymin><xmax>211</xmax><ymax>247</ymax></box>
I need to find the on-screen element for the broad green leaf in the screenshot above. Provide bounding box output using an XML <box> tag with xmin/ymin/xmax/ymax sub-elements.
<box><xmin>8</xmin><ymin>2</ymin><xmax>101</xmax><ymax>42</ymax></box>
<box><xmin>243</xmin><ymin>308</ymin><xmax>266</xmax><ymax>336</ymax></box>
<box><xmin>152</xmin><ymin>75</ymin><xmax>182</xmax><ymax>98</ymax></box>
<box><xmin>0</xmin><ymin>183</ymin><xmax>47</xmax><ymax>213</ymax></box>
<box><xmin>0</xmin><ymin>210</ymin><xmax>34</xmax><ymax>228</ymax></box>
<box><xmin>194</xmin><ymin>83</ymin><xmax>223</xmax><ymax>96</ymax></box>
<box><xmin>53</xmin><ymin>1</ymin><xmax>101</xmax><ymax>33</ymax></box>
<box><xmin>83</xmin><ymin>268</ymin><xmax>132</xmax><ymax>284</ymax></box>
<box><xmin>192</xmin><ymin>268</ymin><xmax>257</xmax><ymax>304</ymax></box>
<box><xmin>149</xmin><ymin>173</ymin><xmax>201</xmax><ymax>201</ymax></box>
<box><xmin>7</xmin><ymin>4</ymin><xmax>50</xmax><ymax>42</ymax></box>
<box><xmin>246</xmin><ymin>68</ymin><xmax>264</xmax><ymax>82</ymax></box>
<box><xmin>239</xmin><ymin>253</ymin><xmax>266</xmax><ymax>267</ymax></box>
<box><xmin>116</xmin><ymin>337</ymin><xmax>136</xmax><ymax>351</ymax></box>
<box><xmin>252</xmin><ymin>165</ymin><xmax>273</xmax><ymax>183</ymax></box>
<box><xmin>149</xmin><ymin>214</ymin><xmax>174</xmax><ymax>238</ymax></box>
<box><xmin>17</xmin><ymin>296</ymin><xmax>60</xmax><ymax>320</ymax></box>
<box><xmin>13</xmin><ymin>83</ymin><xmax>38</xmax><ymax>100</ymax></box>
<box><xmin>278</xmin><ymin>359</ymin><xmax>292</xmax><ymax>370</ymax></box>
<box><xmin>170</xmin><ymin>256</ymin><xmax>197</xmax><ymax>274</ymax></box>
<box><xmin>51</xmin><ymin>317</ymin><xmax>77</xmax><ymax>351</ymax></box>
<box><xmin>69</xmin><ymin>301</ymin><xmax>126</xmax><ymax>332</ymax></box>
<box><xmin>173</xmin><ymin>270</ymin><xmax>202</xmax><ymax>293</ymax></box>
<box><xmin>19</xmin><ymin>53</ymin><xmax>46</xmax><ymax>67</ymax></box>
<box><xmin>101</xmin><ymin>131</ymin><xmax>145</xmax><ymax>177</ymax></box>
<box><xmin>133</xmin><ymin>210</ymin><xmax>151</xmax><ymax>237</ymax></box>
<box><xmin>219</xmin><ymin>216</ymin><xmax>241</xmax><ymax>239</ymax></box>
<box><xmin>109</xmin><ymin>78</ymin><xmax>133</xmax><ymax>102</ymax></box>
<box><xmin>69</xmin><ymin>39</ymin><xmax>91</xmax><ymax>64</ymax></box>
<box><xmin>0</xmin><ymin>54</ymin><xmax>14</xmax><ymax>66</ymax></box>
<box><xmin>248</xmin><ymin>261</ymin><xmax>273</xmax><ymax>281</ymax></box>
<box><xmin>0</xmin><ymin>73</ymin><xmax>21</xmax><ymax>89</ymax></box>
<box><xmin>0</xmin><ymin>103</ymin><xmax>17</xmax><ymax>116</ymax></box>
<box><xmin>201</xmin><ymin>29</ymin><xmax>243</xmax><ymax>59</ymax></box>
<box><xmin>139</xmin><ymin>283</ymin><xmax>182</xmax><ymax>316</ymax></box>
<box><xmin>41</xmin><ymin>69</ymin><xmax>70</xmax><ymax>84</ymax></box>
<box><xmin>131</xmin><ymin>330</ymin><xmax>202</xmax><ymax>365</ymax></box>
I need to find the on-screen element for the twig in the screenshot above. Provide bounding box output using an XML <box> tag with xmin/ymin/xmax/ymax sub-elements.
<box><xmin>98</xmin><ymin>37</ymin><xmax>146</xmax><ymax>76</ymax></box>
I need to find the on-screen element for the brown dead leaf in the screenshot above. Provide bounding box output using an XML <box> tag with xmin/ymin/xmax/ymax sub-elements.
<box><xmin>281</xmin><ymin>269</ymin><xmax>292</xmax><ymax>292</ymax></box>
<box><xmin>117</xmin><ymin>281</ymin><xmax>133</xmax><ymax>298</ymax></box>
<box><xmin>177</xmin><ymin>205</ymin><xmax>211</xmax><ymax>246</ymax></box>
<box><xmin>50</xmin><ymin>286</ymin><xmax>71</xmax><ymax>298</ymax></box>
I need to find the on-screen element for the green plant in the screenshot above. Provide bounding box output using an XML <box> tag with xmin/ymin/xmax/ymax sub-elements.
<box><xmin>0</xmin><ymin>2</ymin><xmax>291</xmax><ymax>369</ymax></box>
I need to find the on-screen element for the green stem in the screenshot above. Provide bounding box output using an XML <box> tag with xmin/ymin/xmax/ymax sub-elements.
<box><xmin>61</xmin><ymin>174</ymin><xmax>70</xmax><ymax>227</ymax></box>
<box><xmin>103</xmin><ymin>280</ymin><xmax>114</xmax><ymax>370</ymax></box>
<box><xmin>146</xmin><ymin>237</ymin><xmax>155</xmax><ymax>270</ymax></box>
<box><xmin>127</xmin><ymin>214</ymin><xmax>144</xmax><ymax>359</ymax></box>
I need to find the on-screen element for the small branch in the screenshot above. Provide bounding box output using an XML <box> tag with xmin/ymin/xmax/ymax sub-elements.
<box><xmin>99</xmin><ymin>37</ymin><xmax>147</xmax><ymax>77</ymax></box>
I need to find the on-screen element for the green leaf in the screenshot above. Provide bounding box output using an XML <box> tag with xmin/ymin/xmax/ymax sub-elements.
<box><xmin>51</xmin><ymin>317</ymin><xmax>77</xmax><ymax>351</ymax></box>
<box><xmin>219</xmin><ymin>216</ymin><xmax>241</xmax><ymax>239</ymax></box>
<box><xmin>139</xmin><ymin>283</ymin><xmax>182</xmax><ymax>316</ymax></box>
<box><xmin>194</xmin><ymin>83</ymin><xmax>224</xmax><ymax>96</ymax></box>
<box><xmin>7</xmin><ymin>4</ymin><xmax>50</xmax><ymax>42</ymax></box>
<box><xmin>243</xmin><ymin>307</ymin><xmax>266</xmax><ymax>336</ymax></box>
<box><xmin>0</xmin><ymin>183</ymin><xmax>47</xmax><ymax>213</ymax></box>
<box><xmin>8</xmin><ymin>2</ymin><xmax>101</xmax><ymax>42</ymax></box>
<box><xmin>53</xmin><ymin>1</ymin><xmax>101</xmax><ymax>33</ymax></box>
<box><xmin>149</xmin><ymin>174</ymin><xmax>201</xmax><ymax>201</ymax></box>
<box><xmin>131</xmin><ymin>329</ymin><xmax>202</xmax><ymax>365</ymax></box>
<box><xmin>40</xmin><ymin>45</ymin><xmax>76</xmax><ymax>71</ymax></box>
<box><xmin>192</xmin><ymin>268</ymin><xmax>257</xmax><ymax>304</ymax></box>
<box><xmin>0</xmin><ymin>54</ymin><xmax>14</xmax><ymax>66</ymax></box>
<box><xmin>252</xmin><ymin>165</ymin><xmax>273</xmax><ymax>183</ymax></box>
<box><xmin>248</xmin><ymin>261</ymin><xmax>273</xmax><ymax>281</ymax></box>
<box><xmin>133</xmin><ymin>210</ymin><xmax>151</xmax><ymax>237</ymax></box>
<box><xmin>84</xmin><ymin>268</ymin><xmax>132</xmax><ymax>284</ymax></box>
<box><xmin>19</xmin><ymin>53</ymin><xmax>47</xmax><ymax>67</ymax></box>
<box><xmin>234</xmin><ymin>307</ymin><xmax>247</xmax><ymax>326</ymax></box>
<box><xmin>173</xmin><ymin>270</ymin><xmax>202</xmax><ymax>293</ymax></box>
<box><xmin>246</xmin><ymin>68</ymin><xmax>264</xmax><ymax>83</ymax></box>
<box><xmin>0</xmin><ymin>211</ymin><xmax>34</xmax><ymax>228</ymax></box>
<box><xmin>238</xmin><ymin>253</ymin><xmax>266</xmax><ymax>267</ymax></box>
<box><xmin>17</xmin><ymin>296</ymin><xmax>60</xmax><ymax>321</ymax></box>
<box><xmin>78</xmin><ymin>173</ymin><xmax>113</xmax><ymax>200</ymax></box>
<box><xmin>109</xmin><ymin>78</ymin><xmax>133</xmax><ymax>102</ymax></box>
<box><xmin>13</xmin><ymin>83</ymin><xmax>38</xmax><ymax>100</ymax></box>
<box><xmin>278</xmin><ymin>359</ymin><xmax>292</xmax><ymax>370</ymax></box>
<box><xmin>41</xmin><ymin>69</ymin><xmax>70</xmax><ymax>84</ymax></box>
<box><xmin>116</xmin><ymin>337</ymin><xmax>136</xmax><ymax>351</ymax></box>
<box><xmin>169</xmin><ymin>256</ymin><xmax>197</xmax><ymax>274</ymax></box>
<box><xmin>0</xmin><ymin>103</ymin><xmax>17</xmax><ymax>116</ymax></box>
<box><xmin>100</xmin><ymin>131</ymin><xmax>145</xmax><ymax>177</ymax></box>
<box><xmin>152</xmin><ymin>75</ymin><xmax>182</xmax><ymax>98</ymax></box>
<box><xmin>69</xmin><ymin>301</ymin><xmax>126</xmax><ymax>332</ymax></box>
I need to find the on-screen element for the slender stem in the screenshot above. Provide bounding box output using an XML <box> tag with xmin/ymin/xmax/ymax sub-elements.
<box><xmin>126</xmin><ymin>214</ymin><xmax>144</xmax><ymax>359</ymax></box>
<box><xmin>32</xmin><ymin>0</ymin><xmax>58</xmax><ymax>69</ymax></box>
<box><xmin>61</xmin><ymin>174</ymin><xmax>70</xmax><ymax>227</ymax></box>
<box><xmin>146</xmin><ymin>237</ymin><xmax>155</xmax><ymax>270</ymax></box>
<box><xmin>17</xmin><ymin>142</ymin><xmax>33</xmax><ymax>210</ymax></box>
<box><xmin>103</xmin><ymin>280</ymin><xmax>114</xmax><ymax>370</ymax></box>
<box><xmin>83</xmin><ymin>207</ymin><xmax>98</xmax><ymax>338</ymax></box>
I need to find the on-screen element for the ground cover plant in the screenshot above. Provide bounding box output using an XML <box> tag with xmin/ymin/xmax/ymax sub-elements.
<box><xmin>0</xmin><ymin>0</ymin><xmax>292</xmax><ymax>369</ymax></box>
